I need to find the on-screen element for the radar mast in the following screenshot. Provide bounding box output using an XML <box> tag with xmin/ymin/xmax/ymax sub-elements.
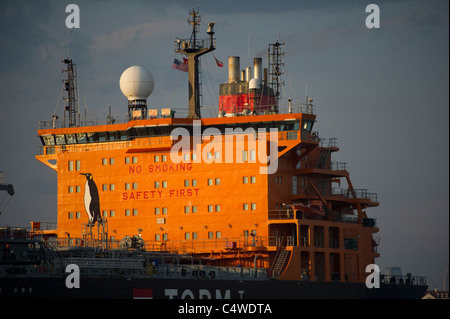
<box><xmin>175</xmin><ymin>8</ymin><xmax>216</xmax><ymax>119</ymax></box>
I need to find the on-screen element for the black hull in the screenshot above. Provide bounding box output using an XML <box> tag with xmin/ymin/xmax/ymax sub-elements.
<box><xmin>0</xmin><ymin>277</ymin><xmax>427</xmax><ymax>299</ymax></box>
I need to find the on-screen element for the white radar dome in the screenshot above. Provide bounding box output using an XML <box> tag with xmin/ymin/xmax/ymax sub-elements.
<box><xmin>119</xmin><ymin>66</ymin><xmax>154</xmax><ymax>100</ymax></box>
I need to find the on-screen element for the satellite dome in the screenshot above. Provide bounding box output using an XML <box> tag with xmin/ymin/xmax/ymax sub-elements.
<box><xmin>249</xmin><ymin>78</ymin><xmax>261</xmax><ymax>90</ymax></box>
<box><xmin>119</xmin><ymin>66</ymin><xmax>154</xmax><ymax>100</ymax></box>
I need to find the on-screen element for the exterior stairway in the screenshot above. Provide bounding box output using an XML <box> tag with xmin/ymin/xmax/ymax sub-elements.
<box><xmin>272</xmin><ymin>249</ymin><xmax>290</xmax><ymax>278</ymax></box>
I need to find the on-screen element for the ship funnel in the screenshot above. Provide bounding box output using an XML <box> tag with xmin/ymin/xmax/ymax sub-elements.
<box><xmin>254</xmin><ymin>58</ymin><xmax>262</xmax><ymax>80</ymax></box>
<box><xmin>246</xmin><ymin>67</ymin><xmax>252</xmax><ymax>84</ymax></box>
<box><xmin>240</xmin><ymin>70</ymin><xmax>246</xmax><ymax>82</ymax></box>
<box><xmin>228</xmin><ymin>56</ymin><xmax>240</xmax><ymax>83</ymax></box>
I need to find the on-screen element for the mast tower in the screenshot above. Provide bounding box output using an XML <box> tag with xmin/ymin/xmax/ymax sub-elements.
<box><xmin>175</xmin><ymin>8</ymin><xmax>216</xmax><ymax>118</ymax></box>
<box><xmin>61</xmin><ymin>58</ymin><xmax>79</xmax><ymax>127</ymax></box>
<box><xmin>267</xmin><ymin>39</ymin><xmax>285</xmax><ymax>114</ymax></box>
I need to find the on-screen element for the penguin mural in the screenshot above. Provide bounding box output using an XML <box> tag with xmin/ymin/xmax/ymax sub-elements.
<box><xmin>80</xmin><ymin>173</ymin><xmax>102</xmax><ymax>225</ymax></box>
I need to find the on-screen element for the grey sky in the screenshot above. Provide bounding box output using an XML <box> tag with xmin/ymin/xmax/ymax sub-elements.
<box><xmin>0</xmin><ymin>0</ymin><xmax>448</xmax><ymax>291</ymax></box>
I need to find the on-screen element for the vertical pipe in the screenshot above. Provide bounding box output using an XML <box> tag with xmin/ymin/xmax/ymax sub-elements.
<box><xmin>228</xmin><ymin>56</ymin><xmax>240</xmax><ymax>83</ymax></box>
<box><xmin>263</xmin><ymin>68</ymin><xmax>268</xmax><ymax>86</ymax></box>
<box><xmin>253</xmin><ymin>58</ymin><xmax>262</xmax><ymax>80</ymax></box>
<box><xmin>246</xmin><ymin>67</ymin><xmax>252</xmax><ymax>83</ymax></box>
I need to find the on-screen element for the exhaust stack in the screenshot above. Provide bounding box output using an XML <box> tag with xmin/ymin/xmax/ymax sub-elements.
<box><xmin>228</xmin><ymin>56</ymin><xmax>240</xmax><ymax>83</ymax></box>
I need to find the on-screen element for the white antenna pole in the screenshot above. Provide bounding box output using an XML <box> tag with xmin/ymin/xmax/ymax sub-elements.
<box><xmin>248</xmin><ymin>35</ymin><xmax>250</xmax><ymax>66</ymax></box>
<box><xmin>306</xmin><ymin>83</ymin><xmax>308</xmax><ymax>104</ymax></box>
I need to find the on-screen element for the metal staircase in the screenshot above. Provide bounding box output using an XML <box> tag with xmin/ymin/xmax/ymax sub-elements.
<box><xmin>272</xmin><ymin>249</ymin><xmax>290</xmax><ymax>278</ymax></box>
<box><xmin>270</xmin><ymin>238</ymin><xmax>290</xmax><ymax>278</ymax></box>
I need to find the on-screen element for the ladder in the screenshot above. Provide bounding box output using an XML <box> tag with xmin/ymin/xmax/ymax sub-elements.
<box><xmin>315</xmin><ymin>148</ymin><xmax>331</xmax><ymax>169</ymax></box>
<box><xmin>272</xmin><ymin>249</ymin><xmax>290</xmax><ymax>278</ymax></box>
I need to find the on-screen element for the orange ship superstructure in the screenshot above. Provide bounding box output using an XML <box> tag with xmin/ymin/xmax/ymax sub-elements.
<box><xmin>34</xmin><ymin>9</ymin><xmax>380</xmax><ymax>286</ymax></box>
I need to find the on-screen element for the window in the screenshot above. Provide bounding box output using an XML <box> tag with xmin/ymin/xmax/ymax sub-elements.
<box><xmin>242</xmin><ymin>150</ymin><xmax>248</xmax><ymax>162</ymax></box>
<box><xmin>155</xmin><ymin>207</ymin><xmax>160</xmax><ymax>215</ymax></box>
<box><xmin>102</xmin><ymin>184</ymin><xmax>108</xmax><ymax>191</ymax></box>
<box><xmin>215</xmin><ymin>178</ymin><xmax>220</xmax><ymax>185</ymax></box>
<box><xmin>109</xmin><ymin>158</ymin><xmax>115</xmax><ymax>165</ymax></box>
<box><xmin>132</xmin><ymin>156</ymin><xmax>137</xmax><ymax>164</ymax></box>
<box><xmin>76</xmin><ymin>212</ymin><xmax>81</xmax><ymax>219</ymax></box>
<box><xmin>102</xmin><ymin>158</ymin><xmax>107</xmax><ymax>166</ymax></box>
<box><xmin>76</xmin><ymin>160</ymin><xmax>81</xmax><ymax>171</ymax></box>
<box><xmin>185</xmin><ymin>233</ymin><xmax>191</xmax><ymax>240</ymax></box>
<box><xmin>183</xmin><ymin>153</ymin><xmax>189</xmax><ymax>162</ymax></box>
<box><xmin>192</xmin><ymin>179</ymin><xmax>197</xmax><ymax>187</ymax></box>
<box><xmin>125</xmin><ymin>209</ymin><xmax>131</xmax><ymax>216</ymax></box>
<box><xmin>215</xmin><ymin>205</ymin><xmax>221</xmax><ymax>212</ymax></box>
<box><xmin>192</xmin><ymin>232</ymin><xmax>198</xmax><ymax>240</ymax></box>
<box><xmin>162</xmin><ymin>207</ymin><xmax>168</xmax><ymax>215</ymax></box>
<box><xmin>251</xmin><ymin>203</ymin><xmax>257</xmax><ymax>211</ymax></box>
<box><xmin>251</xmin><ymin>176</ymin><xmax>256</xmax><ymax>184</ymax></box>
<box><xmin>155</xmin><ymin>234</ymin><xmax>161</xmax><ymax>241</ymax></box>
<box><xmin>76</xmin><ymin>185</ymin><xmax>81</xmax><ymax>193</ymax></box>
<box><xmin>243</xmin><ymin>176</ymin><xmax>248</xmax><ymax>184</ymax></box>
<box><xmin>184</xmin><ymin>180</ymin><xmax>190</xmax><ymax>187</ymax></box>
<box><xmin>154</xmin><ymin>155</ymin><xmax>160</xmax><ymax>162</ymax></box>
<box><xmin>216</xmin><ymin>231</ymin><xmax>221</xmax><ymax>239</ymax></box>
<box><xmin>68</xmin><ymin>186</ymin><xmax>74</xmax><ymax>193</ymax></box>
<box><xmin>125</xmin><ymin>157</ymin><xmax>130</xmax><ymax>164</ymax></box>
<box><xmin>162</xmin><ymin>155</ymin><xmax>167</xmax><ymax>162</ymax></box>
<box><xmin>214</xmin><ymin>151</ymin><xmax>220</xmax><ymax>160</ymax></box>
<box><xmin>207</xmin><ymin>152</ymin><xmax>212</xmax><ymax>160</ymax></box>
<box><xmin>110</xmin><ymin>210</ymin><xmax>115</xmax><ymax>217</ymax></box>
<box><xmin>192</xmin><ymin>153</ymin><xmax>197</xmax><ymax>161</ymax></box>
<box><xmin>163</xmin><ymin>234</ymin><xmax>168</xmax><ymax>241</ymax></box>
<box><xmin>154</xmin><ymin>181</ymin><xmax>160</xmax><ymax>188</ymax></box>
<box><xmin>208</xmin><ymin>232</ymin><xmax>214</xmax><ymax>239</ymax></box>
<box><xmin>192</xmin><ymin>206</ymin><xmax>197</xmax><ymax>213</ymax></box>
<box><xmin>133</xmin><ymin>209</ymin><xmax>138</xmax><ymax>216</ymax></box>
<box><xmin>103</xmin><ymin>210</ymin><xmax>108</xmax><ymax>218</ymax></box>
<box><xmin>110</xmin><ymin>184</ymin><xmax>115</xmax><ymax>191</ymax></box>
<box><xmin>132</xmin><ymin>182</ymin><xmax>138</xmax><ymax>190</ymax></box>
<box><xmin>184</xmin><ymin>206</ymin><xmax>190</xmax><ymax>214</ymax></box>
<box><xmin>207</xmin><ymin>178</ymin><xmax>213</xmax><ymax>186</ymax></box>
<box><xmin>162</xmin><ymin>181</ymin><xmax>167</xmax><ymax>188</ymax></box>
<box><xmin>250</xmin><ymin>150</ymin><xmax>256</xmax><ymax>162</ymax></box>
<box><xmin>68</xmin><ymin>212</ymin><xmax>74</xmax><ymax>219</ymax></box>
<box><xmin>125</xmin><ymin>183</ymin><xmax>130</xmax><ymax>190</ymax></box>
<box><xmin>208</xmin><ymin>205</ymin><xmax>214</xmax><ymax>213</ymax></box>
<box><xmin>243</xmin><ymin>203</ymin><xmax>249</xmax><ymax>211</ymax></box>
<box><xmin>68</xmin><ymin>161</ymin><xmax>74</xmax><ymax>171</ymax></box>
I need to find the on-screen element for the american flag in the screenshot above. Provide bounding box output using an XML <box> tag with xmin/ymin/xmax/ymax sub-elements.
<box><xmin>172</xmin><ymin>58</ymin><xmax>188</xmax><ymax>72</ymax></box>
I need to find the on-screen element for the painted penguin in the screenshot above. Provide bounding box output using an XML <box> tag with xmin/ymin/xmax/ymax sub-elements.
<box><xmin>80</xmin><ymin>173</ymin><xmax>102</xmax><ymax>225</ymax></box>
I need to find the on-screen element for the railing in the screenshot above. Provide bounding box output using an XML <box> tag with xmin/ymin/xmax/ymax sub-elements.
<box><xmin>331</xmin><ymin>188</ymin><xmax>378</xmax><ymax>202</ymax></box>
<box><xmin>36</xmin><ymin>136</ymin><xmax>176</xmax><ymax>156</ymax></box>
<box><xmin>268</xmin><ymin>209</ymin><xmax>296</xmax><ymax>220</ymax></box>
<box><xmin>174</xmin><ymin>37</ymin><xmax>216</xmax><ymax>52</ymax></box>
<box><xmin>297</xmin><ymin>186</ymin><xmax>378</xmax><ymax>203</ymax></box>
<box><xmin>37</xmin><ymin>235</ymin><xmax>309</xmax><ymax>254</ymax></box>
<box><xmin>319</xmin><ymin>138</ymin><xmax>337</xmax><ymax>148</ymax></box>
<box><xmin>381</xmin><ymin>274</ymin><xmax>427</xmax><ymax>286</ymax></box>
<box><xmin>152</xmin><ymin>264</ymin><xmax>267</xmax><ymax>280</ymax></box>
<box><xmin>30</xmin><ymin>221</ymin><xmax>57</xmax><ymax>232</ymax></box>
<box><xmin>297</xmin><ymin>160</ymin><xmax>347</xmax><ymax>171</ymax></box>
<box><xmin>38</xmin><ymin>113</ymin><xmax>131</xmax><ymax>130</ymax></box>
